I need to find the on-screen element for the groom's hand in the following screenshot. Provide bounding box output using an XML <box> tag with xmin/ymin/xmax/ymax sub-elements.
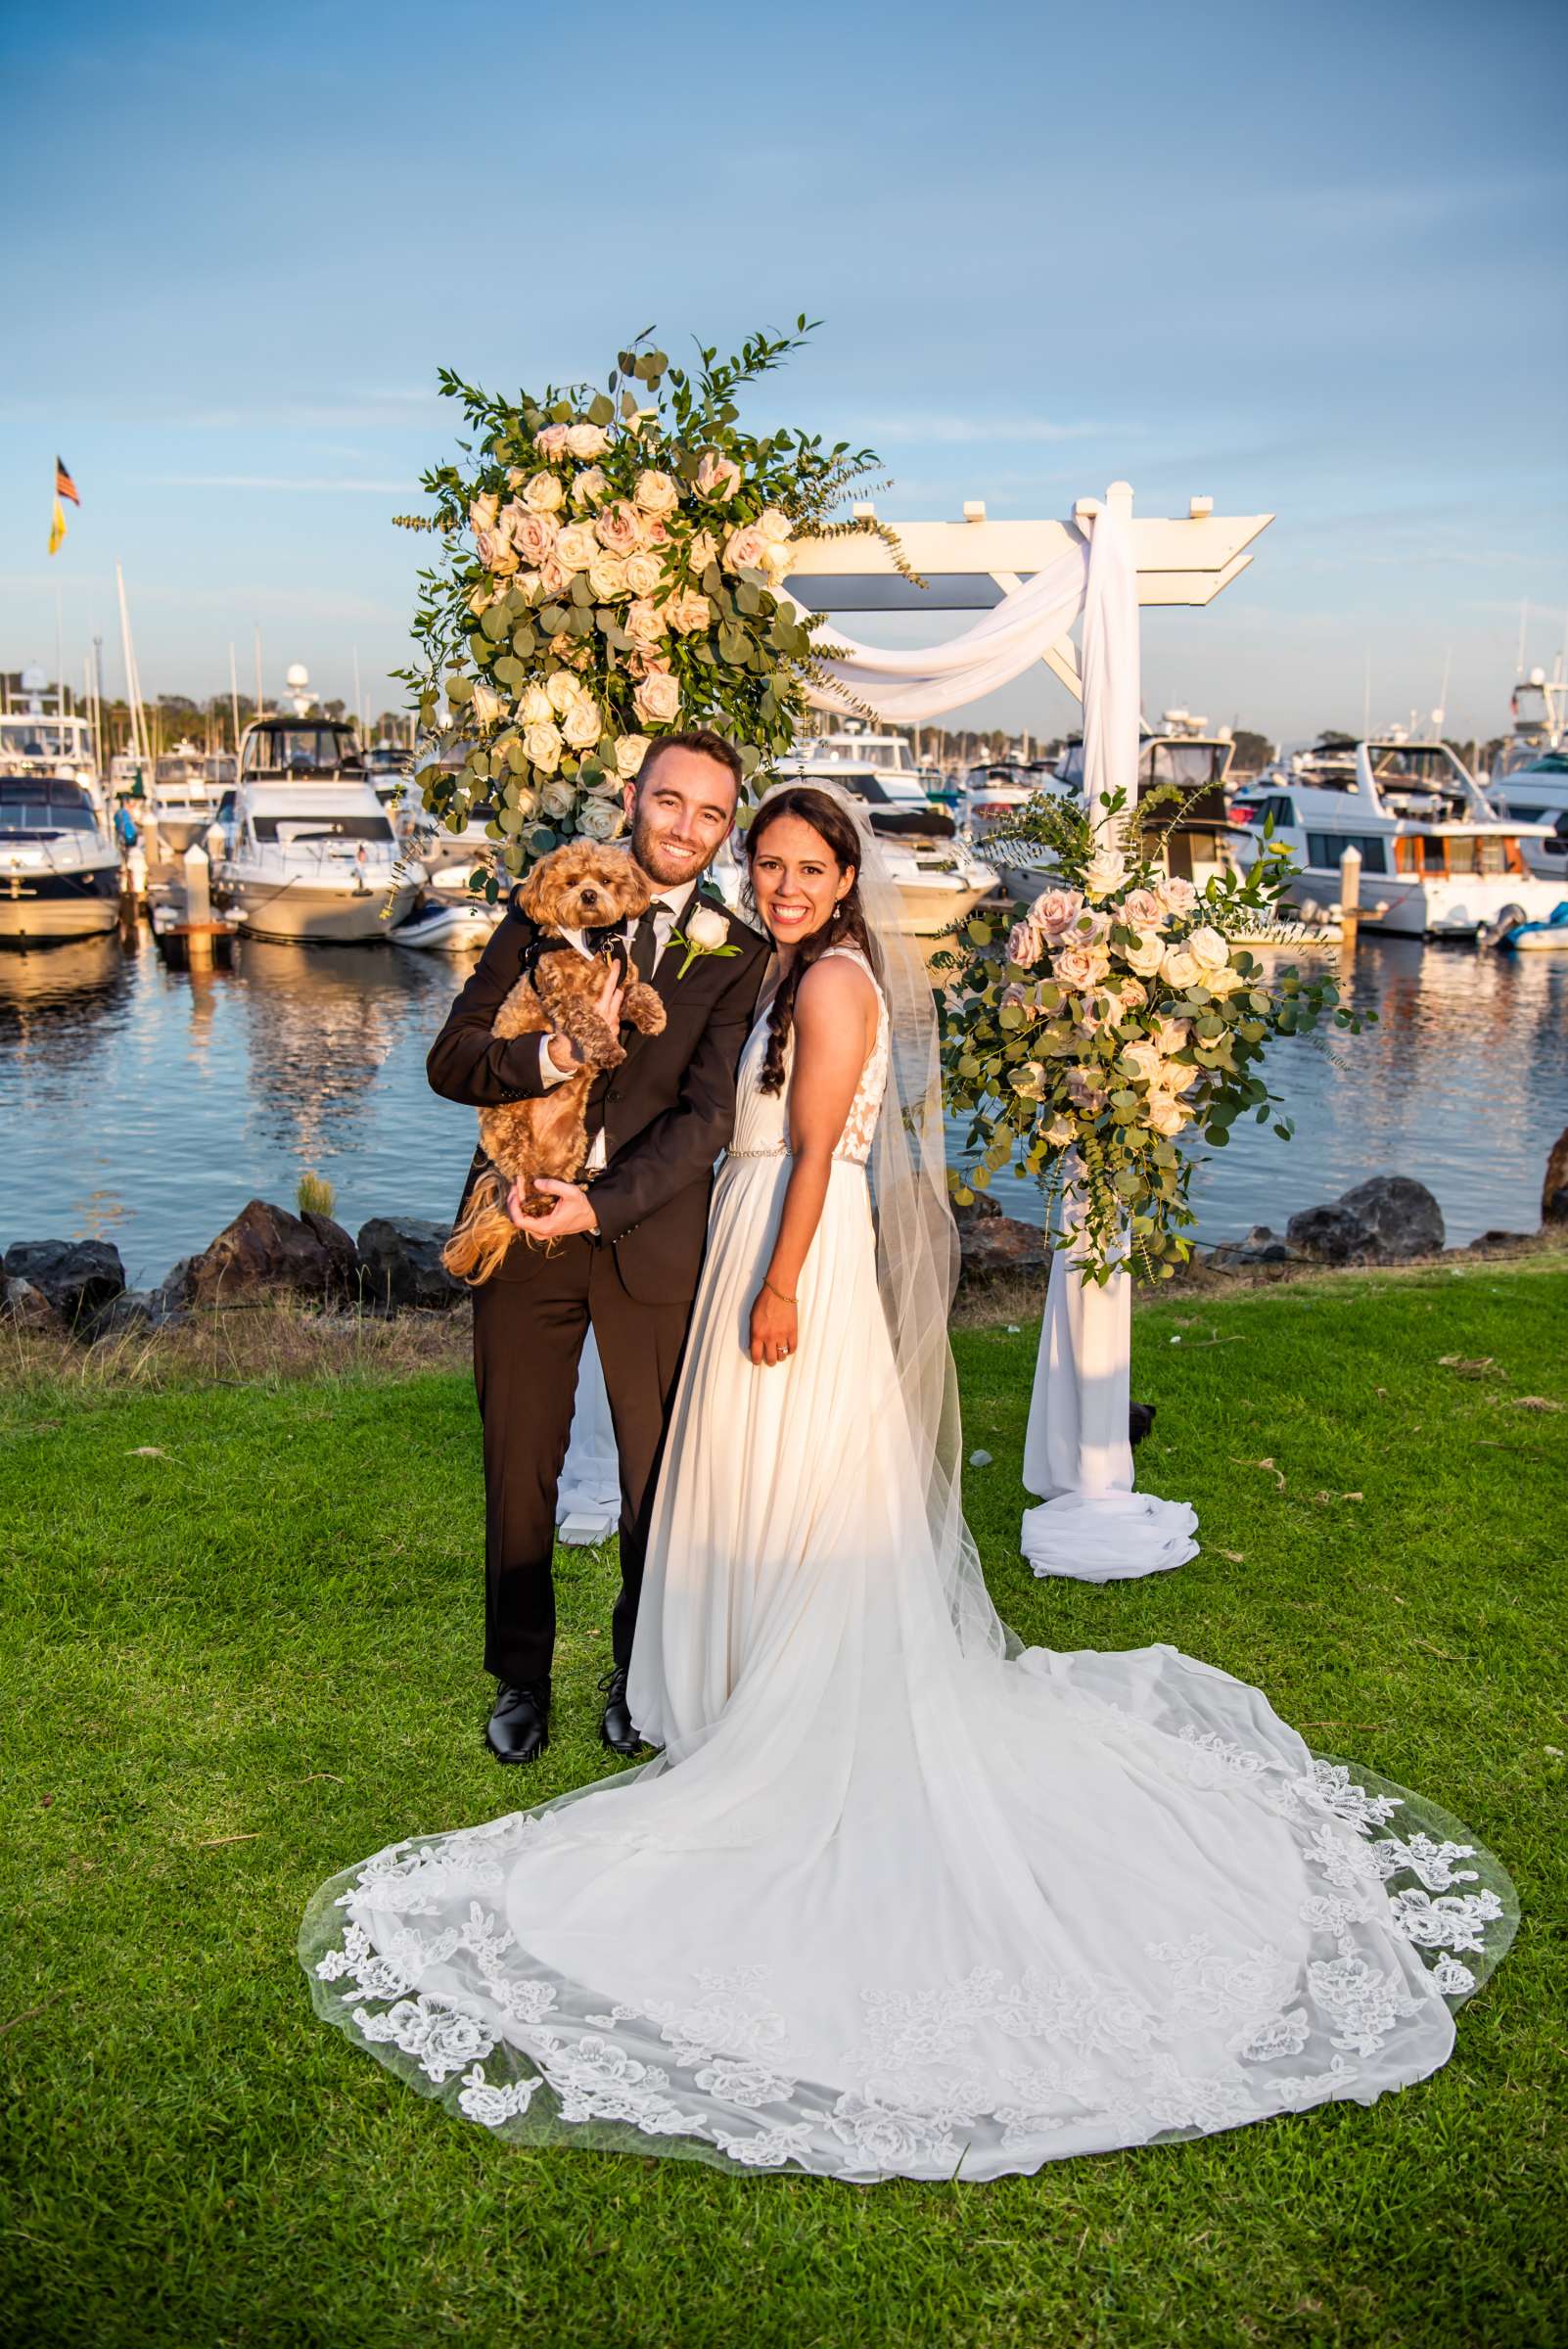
<box><xmin>511</xmin><ymin>1176</ymin><xmax>599</xmax><ymax>1240</ymax></box>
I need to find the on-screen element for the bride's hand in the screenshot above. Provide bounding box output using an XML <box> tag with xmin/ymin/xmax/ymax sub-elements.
<box><xmin>749</xmin><ymin>1280</ymin><xmax>798</xmax><ymax>1369</ymax></box>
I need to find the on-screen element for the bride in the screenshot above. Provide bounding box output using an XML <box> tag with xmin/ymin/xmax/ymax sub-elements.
<box><xmin>301</xmin><ymin>782</ymin><xmax>1514</xmax><ymax>2184</ymax></box>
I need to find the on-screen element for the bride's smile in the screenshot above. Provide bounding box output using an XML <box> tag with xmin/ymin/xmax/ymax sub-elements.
<box><xmin>748</xmin><ymin>810</ymin><xmax>854</xmax><ymax>948</ymax></box>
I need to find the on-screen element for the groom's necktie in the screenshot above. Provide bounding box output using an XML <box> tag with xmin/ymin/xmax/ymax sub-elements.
<box><xmin>631</xmin><ymin>907</ymin><xmax>662</xmax><ymax>986</ymax></box>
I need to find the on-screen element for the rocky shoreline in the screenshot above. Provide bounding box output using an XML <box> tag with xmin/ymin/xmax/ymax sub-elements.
<box><xmin>5</xmin><ymin>1147</ymin><xmax>1566</xmax><ymax>1344</ymax></box>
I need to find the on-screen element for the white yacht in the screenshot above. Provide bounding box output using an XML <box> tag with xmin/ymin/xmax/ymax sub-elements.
<box><xmin>985</xmin><ymin>721</ymin><xmax>1245</xmax><ymax>902</ymax></box>
<box><xmin>216</xmin><ymin>717</ymin><xmax>419</xmax><ymax>944</ymax></box>
<box><xmin>1491</xmin><ymin>667</ymin><xmax>1565</xmax><ymax>785</ymax></box>
<box><xmin>960</xmin><ymin>762</ymin><xmax>1037</xmax><ymax>840</ymax></box>
<box><xmin>1233</xmin><ymin>736</ymin><xmax>1559</xmax><ymax>938</ymax></box>
<box><xmin>1486</xmin><ymin>747</ymin><xmax>1568</xmax><ymax>880</ymax></box>
<box><xmin>0</xmin><ymin>770</ymin><xmax>121</xmax><ymax>943</ymax></box>
<box><xmin>776</xmin><ymin>728</ymin><xmax>996</xmax><ymax>934</ymax></box>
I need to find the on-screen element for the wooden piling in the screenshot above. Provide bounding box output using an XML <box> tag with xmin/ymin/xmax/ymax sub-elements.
<box><xmin>182</xmin><ymin>845</ymin><xmax>214</xmax><ymax>967</ymax></box>
<box><xmin>1338</xmin><ymin>845</ymin><xmax>1362</xmax><ymax>952</ymax></box>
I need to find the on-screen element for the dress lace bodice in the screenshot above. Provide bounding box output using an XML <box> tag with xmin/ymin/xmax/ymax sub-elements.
<box><xmin>727</xmin><ymin>944</ymin><xmax>889</xmax><ymax>1167</ymax></box>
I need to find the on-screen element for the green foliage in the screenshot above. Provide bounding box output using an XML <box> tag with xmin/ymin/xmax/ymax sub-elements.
<box><xmin>395</xmin><ymin>325</ymin><xmax>888</xmax><ymax>874</ymax></box>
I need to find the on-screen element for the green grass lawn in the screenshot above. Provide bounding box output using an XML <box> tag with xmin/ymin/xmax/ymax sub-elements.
<box><xmin>2</xmin><ymin>1259</ymin><xmax>1565</xmax><ymax>2349</ymax></box>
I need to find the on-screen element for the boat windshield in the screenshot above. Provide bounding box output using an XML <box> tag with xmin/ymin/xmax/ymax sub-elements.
<box><xmin>1368</xmin><ymin>743</ymin><xmax>1471</xmax><ymax>816</ymax></box>
<box><xmin>0</xmin><ymin>719</ymin><xmax>90</xmax><ymax>762</ymax></box>
<box><xmin>1144</xmin><ymin>740</ymin><xmax>1229</xmax><ymax>790</ymax></box>
<box><xmin>243</xmin><ymin>725</ymin><xmax>365</xmax><ymax>778</ymax></box>
<box><xmin>252</xmin><ymin>813</ymin><xmax>393</xmax><ymax>846</ymax></box>
<box><xmin>0</xmin><ymin>777</ymin><xmax>99</xmax><ymax>832</ymax></box>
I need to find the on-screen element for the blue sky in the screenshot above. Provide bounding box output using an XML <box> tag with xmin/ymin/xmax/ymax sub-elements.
<box><xmin>3</xmin><ymin>0</ymin><xmax>1564</xmax><ymax>744</ymax></box>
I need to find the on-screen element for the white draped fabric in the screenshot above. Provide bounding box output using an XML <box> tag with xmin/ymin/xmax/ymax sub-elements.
<box><xmin>556</xmin><ymin>1332</ymin><xmax>621</xmax><ymax>1546</ymax></box>
<box><xmin>806</xmin><ymin>503</ymin><xmax>1196</xmax><ymax>1582</ymax></box>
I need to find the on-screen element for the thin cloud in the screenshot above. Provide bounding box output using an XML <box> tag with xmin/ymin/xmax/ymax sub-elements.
<box><xmin>148</xmin><ymin>475</ymin><xmax>411</xmax><ymax>494</ymax></box>
<box><xmin>862</xmin><ymin>415</ymin><xmax>1120</xmax><ymax>446</ymax></box>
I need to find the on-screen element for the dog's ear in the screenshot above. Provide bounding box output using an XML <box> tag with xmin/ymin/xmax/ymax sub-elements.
<box><xmin>616</xmin><ymin>858</ymin><xmax>654</xmax><ymax>916</ymax></box>
<box><xmin>516</xmin><ymin>850</ymin><xmax>560</xmax><ymax>926</ymax></box>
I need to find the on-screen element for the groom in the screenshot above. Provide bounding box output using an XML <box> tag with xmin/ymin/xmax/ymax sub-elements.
<box><xmin>427</xmin><ymin>731</ymin><xmax>768</xmax><ymax>1766</ymax></box>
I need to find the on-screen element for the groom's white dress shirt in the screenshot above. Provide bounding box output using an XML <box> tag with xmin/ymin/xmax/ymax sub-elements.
<box><xmin>534</xmin><ymin>882</ymin><xmax>691</xmax><ymax>1173</ymax></box>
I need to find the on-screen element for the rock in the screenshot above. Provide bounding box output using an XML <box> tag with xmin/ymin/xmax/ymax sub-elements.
<box><xmin>1544</xmin><ymin>1127</ymin><xmax>1568</xmax><ymax>1225</ymax></box>
<box><xmin>1466</xmin><ymin>1229</ymin><xmax>1535</xmax><ymax>1255</ymax></box>
<box><xmin>2</xmin><ymin>1275</ymin><xmax>59</xmax><ymax>1330</ymax></box>
<box><xmin>1</xmin><ymin>1238</ymin><xmax>126</xmax><ymax>1327</ymax></box>
<box><xmin>162</xmin><ymin>1256</ymin><xmax>195</xmax><ymax>1301</ymax></box>
<box><xmin>1336</xmin><ymin>1174</ymin><xmax>1445</xmax><ymax>1261</ymax></box>
<box><xmin>355</xmin><ymin>1217</ymin><xmax>465</xmax><ymax>1312</ymax></box>
<box><xmin>1284</xmin><ymin>1203</ymin><xmax>1375</xmax><ymax>1265</ymax></box>
<box><xmin>300</xmin><ymin>1210</ymin><xmax>360</xmax><ymax>1296</ymax></box>
<box><xmin>1210</xmin><ymin>1223</ymin><xmax>1296</xmax><ymax>1269</ymax></box>
<box><xmin>81</xmin><ymin>1288</ymin><xmax>183</xmax><ymax>1341</ymax></box>
<box><xmin>952</xmin><ymin>1195</ymin><xmax>1048</xmax><ymax>1285</ymax></box>
<box><xmin>184</xmin><ymin>1199</ymin><xmax>358</xmax><ymax>1307</ymax></box>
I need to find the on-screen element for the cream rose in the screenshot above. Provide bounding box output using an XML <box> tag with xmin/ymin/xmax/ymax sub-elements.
<box><xmin>1187</xmin><ymin>924</ymin><xmax>1230</xmax><ymax>973</ymax></box>
<box><xmin>621</xmin><ymin>549</ymin><xmax>662</xmax><ymax>597</ymax></box>
<box><xmin>685</xmin><ymin>903</ymin><xmax>729</xmax><ymax>951</ymax></box>
<box><xmin>614</xmin><ymin>734</ymin><xmax>650</xmax><ymax>779</ymax></box>
<box><xmin>1202</xmin><ymin>964</ymin><xmax>1244</xmax><ymax>998</ymax></box>
<box><xmin>695</xmin><ymin>450</ymin><xmax>742</xmax><ymax>501</ymax></box>
<box><xmin>466</xmin><ymin>585</ymin><xmax>492</xmax><ymax>619</ymax></box>
<box><xmin>518</xmin><ymin>684</ymin><xmax>553</xmax><ymax>725</ymax></box>
<box><xmin>572</xmin><ymin>464</ymin><xmax>609</xmax><ymax>508</ymax></box>
<box><xmin>523</xmin><ymin>719</ymin><xmax>563</xmax><ymax>774</ymax></box>
<box><xmin>1043</xmin><ymin>1113</ymin><xmax>1078</xmax><ymax>1147</ymax></box>
<box><xmin>545</xmin><ymin>671</ymin><xmax>584</xmax><ymax>715</ymax></box>
<box><xmin>522</xmin><ymin>470</ymin><xmax>566</xmax><ymax>513</ymax></box>
<box><xmin>688</xmin><ymin>528</ymin><xmax>718</xmax><ymax>572</ymax></box>
<box><xmin>756</xmin><ymin>506</ymin><xmax>792</xmax><ymax>544</ymax></box>
<box><xmin>665</xmin><ymin>590</ymin><xmax>712</xmax><ymax>636</ymax></box>
<box><xmin>1120</xmin><ymin>1040</ymin><xmax>1165</xmax><ymax>1086</ymax></box>
<box><xmin>1156</xmin><ymin>873</ymin><xmax>1199</xmax><ymax>918</ymax></box>
<box><xmin>1065</xmin><ymin>1066</ymin><xmax>1108</xmax><ymax>1114</ymax></box>
<box><xmin>516</xmin><ymin>570</ymin><xmax>543</xmax><ymax>601</ymax></box>
<box><xmin>594</xmin><ymin>500</ymin><xmax>644</xmax><ymax>556</ymax></box>
<box><xmin>633</xmin><ymin>670</ymin><xmax>680</xmax><ymax>726</ymax></box>
<box><xmin>1157</xmin><ymin>1058</ymin><xmax>1199</xmax><ymax>1093</ymax></box>
<box><xmin>505</xmin><ymin>504</ymin><xmax>559</xmax><ymax>566</ymax></box>
<box><xmin>533</xmin><ymin>424</ymin><xmax>571</xmax><ymax>458</ymax></box>
<box><xmin>1153</xmin><ymin>1014</ymin><xmax>1190</xmax><ymax>1056</ymax></box>
<box><xmin>553</xmin><ymin>522</ymin><xmax>598</xmax><ymax>575</ymax></box>
<box><xmin>1082</xmin><ymin>845</ymin><xmax>1127</xmax><ymax>902</ymax></box>
<box><xmin>1031</xmin><ymin>885</ymin><xmax>1084</xmax><ymax>942</ymax></box>
<box><xmin>539</xmin><ymin>778</ymin><xmax>576</xmax><ymax>820</ymax></box>
<box><xmin>1007</xmin><ymin>917</ymin><xmax>1044</xmax><ymax>967</ymax></box>
<box><xmin>633</xmin><ymin>469</ymin><xmax>680</xmax><ymax>515</ymax></box>
<box><xmin>1053</xmin><ymin>941</ymin><xmax>1112</xmax><ymax>990</ymax></box>
<box><xmin>760</xmin><ymin>538</ymin><xmax>794</xmax><ymax>584</ymax></box>
<box><xmin>578</xmin><ymin>797</ymin><xmax>626</xmax><ymax>842</ymax></box>
<box><xmin>560</xmin><ymin>698</ymin><xmax>603</xmax><ymax>750</ymax></box>
<box><xmin>538</xmin><ymin>551</ymin><xmax>573</xmax><ymax>600</ymax></box>
<box><xmin>1122</xmin><ymin>887</ymin><xmax>1167</xmax><ymax>932</ymax></box>
<box><xmin>1145</xmin><ymin>1092</ymin><xmax>1188</xmax><ymax>1137</ymax></box>
<box><xmin>1161</xmin><ymin>944</ymin><xmax>1202</xmax><ymax>990</ymax></box>
<box><xmin>586</xmin><ymin>551</ymin><xmax>629</xmax><ymax>602</ymax></box>
<box><xmin>566</xmin><ymin>423</ymin><xmax>609</xmax><ymax>460</ymax></box>
<box><xmin>626</xmin><ymin>597</ymin><xmax>667</xmax><ymax>647</ymax></box>
<box><xmin>470</xmin><ymin>680</ymin><xmax>505</xmax><ymax>730</ymax></box>
<box><xmin>1113</xmin><ymin>976</ymin><xmax>1149</xmax><ymax>1010</ymax></box>
<box><xmin>723</xmin><ymin>525</ymin><xmax>767</xmax><ymax>574</ymax></box>
<box><xmin>1008</xmin><ymin>1061</ymin><xmax>1047</xmax><ymax>1100</ymax></box>
<box><xmin>1122</xmin><ymin>931</ymin><xmax>1166</xmax><ymax>979</ymax></box>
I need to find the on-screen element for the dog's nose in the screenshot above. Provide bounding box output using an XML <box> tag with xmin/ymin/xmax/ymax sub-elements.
<box><xmin>580</xmin><ymin>890</ymin><xmax>599</xmax><ymax>906</ymax></box>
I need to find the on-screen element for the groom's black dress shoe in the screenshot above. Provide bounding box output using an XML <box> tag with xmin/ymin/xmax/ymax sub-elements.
<box><xmin>599</xmin><ymin>1668</ymin><xmax>646</xmax><ymax>1759</ymax></box>
<box><xmin>486</xmin><ymin>1680</ymin><xmax>551</xmax><ymax>1765</ymax></box>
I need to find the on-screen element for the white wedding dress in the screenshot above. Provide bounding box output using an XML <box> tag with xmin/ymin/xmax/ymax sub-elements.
<box><xmin>301</xmin><ymin>946</ymin><xmax>1514</xmax><ymax>2183</ymax></box>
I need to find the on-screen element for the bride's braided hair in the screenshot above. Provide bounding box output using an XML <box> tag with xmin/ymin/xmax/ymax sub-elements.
<box><xmin>745</xmin><ymin>787</ymin><xmax>878</xmax><ymax>1096</ymax></box>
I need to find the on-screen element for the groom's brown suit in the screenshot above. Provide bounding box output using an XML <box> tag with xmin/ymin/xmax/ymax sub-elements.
<box><xmin>427</xmin><ymin>880</ymin><xmax>769</xmax><ymax>1686</ymax></box>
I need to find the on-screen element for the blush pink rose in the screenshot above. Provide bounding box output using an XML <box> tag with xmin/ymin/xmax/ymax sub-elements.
<box><xmin>695</xmin><ymin>451</ymin><xmax>743</xmax><ymax>501</ymax></box>
<box><xmin>1156</xmin><ymin>874</ymin><xmax>1199</xmax><ymax>918</ymax></box>
<box><xmin>633</xmin><ymin>669</ymin><xmax>681</xmax><ymax>726</ymax></box>
<box><xmin>1031</xmin><ymin>886</ymin><xmax>1084</xmax><ymax>942</ymax></box>
<box><xmin>1053</xmin><ymin>941</ymin><xmax>1112</xmax><ymax>990</ymax></box>
<box><xmin>534</xmin><ymin>425</ymin><xmax>571</xmax><ymax>458</ymax></box>
<box><xmin>1122</xmin><ymin>887</ymin><xmax>1167</xmax><ymax>932</ymax></box>
<box><xmin>723</xmin><ymin>525</ymin><xmax>767</xmax><ymax>573</ymax></box>
<box><xmin>594</xmin><ymin>501</ymin><xmax>644</xmax><ymax>556</ymax></box>
<box><xmin>1007</xmin><ymin>917</ymin><xmax>1044</xmax><ymax>967</ymax></box>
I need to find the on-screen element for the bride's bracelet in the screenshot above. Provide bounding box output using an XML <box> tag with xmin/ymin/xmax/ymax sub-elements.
<box><xmin>762</xmin><ymin>1275</ymin><xmax>796</xmax><ymax>1306</ymax></box>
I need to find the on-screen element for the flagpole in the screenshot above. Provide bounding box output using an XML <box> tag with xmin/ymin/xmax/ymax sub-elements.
<box><xmin>254</xmin><ymin>626</ymin><xmax>264</xmax><ymax>722</ymax></box>
<box><xmin>55</xmin><ymin>587</ymin><xmax>66</xmax><ymax>718</ymax></box>
<box><xmin>229</xmin><ymin>641</ymin><xmax>242</xmax><ymax>759</ymax></box>
<box><xmin>352</xmin><ymin>645</ymin><xmax>363</xmax><ymax>738</ymax></box>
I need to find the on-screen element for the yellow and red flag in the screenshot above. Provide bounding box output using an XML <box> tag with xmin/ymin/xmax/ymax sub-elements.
<box><xmin>47</xmin><ymin>497</ymin><xmax>67</xmax><ymax>556</ymax></box>
<box><xmin>56</xmin><ymin>456</ymin><xmax>80</xmax><ymax>505</ymax></box>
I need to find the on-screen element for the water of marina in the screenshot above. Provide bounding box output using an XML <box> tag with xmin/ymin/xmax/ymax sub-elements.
<box><xmin>0</xmin><ymin>927</ymin><xmax>1562</xmax><ymax>1291</ymax></box>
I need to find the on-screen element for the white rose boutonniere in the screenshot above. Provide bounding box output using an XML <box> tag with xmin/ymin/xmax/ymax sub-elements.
<box><xmin>669</xmin><ymin>899</ymin><xmax>741</xmax><ymax>981</ymax></box>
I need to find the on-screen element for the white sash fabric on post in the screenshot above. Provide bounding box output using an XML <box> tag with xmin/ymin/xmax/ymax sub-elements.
<box><xmin>806</xmin><ymin>499</ymin><xmax>1199</xmax><ymax>1583</ymax></box>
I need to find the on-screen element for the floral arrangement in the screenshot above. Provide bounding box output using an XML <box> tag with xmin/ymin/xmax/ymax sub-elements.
<box><xmin>394</xmin><ymin>324</ymin><xmax>890</xmax><ymax>891</ymax></box>
<box><xmin>936</xmin><ymin>791</ymin><xmax>1370</xmax><ymax>1280</ymax></box>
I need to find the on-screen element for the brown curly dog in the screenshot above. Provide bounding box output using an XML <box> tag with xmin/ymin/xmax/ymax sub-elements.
<box><xmin>441</xmin><ymin>843</ymin><xmax>667</xmax><ymax>1284</ymax></box>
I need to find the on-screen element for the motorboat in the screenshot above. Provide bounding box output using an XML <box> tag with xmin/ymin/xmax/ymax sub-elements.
<box><xmin>215</xmin><ymin>717</ymin><xmax>419</xmax><ymax>944</ymax></box>
<box><xmin>147</xmin><ymin>743</ymin><xmax>230</xmax><ymax>854</ymax></box>
<box><xmin>1491</xmin><ymin>667</ymin><xmax>1565</xmax><ymax>785</ymax></box>
<box><xmin>1485</xmin><ymin>746</ymin><xmax>1568</xmax><ymax>880</ymax></box>
<box><xmin>985</xmin><ymin>722</ymin><xmax>1245</xmax><ymax>904</ymax></box>
<box><xmin>775</xmin><ymin>729</ymin><xmax>996</xmax><ymax>934</ymax></box>
<box><xmin>1232</xmin><ymin>735</ymin><xmax>1559</xmax><ymax>939</ymax></box>
<box><xmin>0</xmin><ymin>771</ymin><xmax>121</xmax><ymax>944</ymax></box>
<box><xmin>387</xmin><ymin>865</ymin><xmax>505</xmax><ymax>953</ymax></box>
<box><xmin>960</xmin><ymin>762</ymin><xmax>1038</xmax><ymax>840</ymax></box>
<box><xmin>1491</xmin><ymin>900</ymin><xmax>1568</xmax><ymax>954</ymax></box>
<box><xmin>366</xmin><ymin>743</ymin><xmax>415</xmax><ymax>807</ymax></box>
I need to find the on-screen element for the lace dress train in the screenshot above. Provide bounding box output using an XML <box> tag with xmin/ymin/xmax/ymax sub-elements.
<box><xmin>300</xmin><ymin>956</ymin><xmax>1515</xmax><ymax>2183</ymax></box>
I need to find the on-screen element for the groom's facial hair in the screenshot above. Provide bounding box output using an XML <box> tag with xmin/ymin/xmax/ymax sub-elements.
<box><xmin>627</xmin><ymin>757</ymin><xmax>737</xmax><ymax>888</ymax></box>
